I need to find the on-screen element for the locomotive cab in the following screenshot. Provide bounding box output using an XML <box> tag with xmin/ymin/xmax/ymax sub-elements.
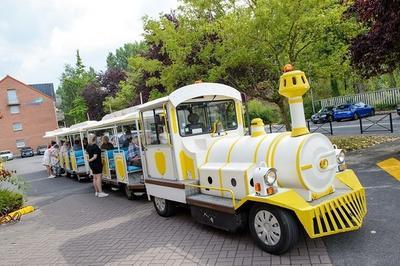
<box><xmin>141</xmin><ymin>73</ymin><xmax>366</xmax><ymax>255</ymax></box>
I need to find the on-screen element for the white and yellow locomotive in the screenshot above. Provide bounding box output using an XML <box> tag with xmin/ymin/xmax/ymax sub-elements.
<box><xmin>140</xmin><ymin>66</ymin><xmax>366</xmax><ymax>254</ymax></box>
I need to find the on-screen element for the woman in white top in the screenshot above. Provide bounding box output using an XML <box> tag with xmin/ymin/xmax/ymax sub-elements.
<box><xmin>42</xmin><ymin>145</ymin><xmax>54</xmax><ymax>178</ymax></box>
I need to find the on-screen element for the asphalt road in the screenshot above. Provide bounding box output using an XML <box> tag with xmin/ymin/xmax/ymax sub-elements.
<box><xmin>3</xmin><ymin>141</ymin><xmax>400</xmax><ymax>265</ymax></box>
<box><xmin>268</xmin><ymin>113</ymin><xmax>400</xmax><ymax>136</ymax></box>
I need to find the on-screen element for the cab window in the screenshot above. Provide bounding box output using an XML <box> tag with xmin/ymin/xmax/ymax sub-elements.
<box><xmin>142</xmin><ymin>109</ymin><xmax>169</xmax><ymax>145</ymax></box>
<box><xmin>176</xmin><ymin>100</ymin><xmax>237</xmax><ymax>137</ymax></box>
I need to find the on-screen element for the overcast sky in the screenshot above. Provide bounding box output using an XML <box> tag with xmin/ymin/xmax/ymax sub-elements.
<box><xmin>0</xmin><ymin>0</ymin><xmax>178</xmax><ymax>88</ymax></box>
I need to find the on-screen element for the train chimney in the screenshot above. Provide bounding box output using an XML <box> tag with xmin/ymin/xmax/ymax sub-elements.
<box><xmin>278</xmin><ymin>64</ymin><xmax>310</xmax><ymax>137</ymax></box>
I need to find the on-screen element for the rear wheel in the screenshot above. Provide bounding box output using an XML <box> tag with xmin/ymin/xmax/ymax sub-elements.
<box><xmin>353</xmin><ymin>113</ymin><xmax>359</xmax><ymax>120</ymax></box>
<box><xmin>153</xmin><ymin>197</ymin><xmax>176</xmax><ymax>217</ymax></box>
<box><xmin>249</xmin><ymin>205</ymin><xmax>299</xmax><ymax>255</ymax></box>
<box><xmin>371</xmin><ymin>109</ymin><xmax>375</xmax><ymax>116</ymax></box>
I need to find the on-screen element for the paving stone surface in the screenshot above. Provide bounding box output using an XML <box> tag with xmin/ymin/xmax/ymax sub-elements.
<box><xmin>0</xmin><ymin>157</ymin><xmax>332</xmax><ymax>266</ymax></box>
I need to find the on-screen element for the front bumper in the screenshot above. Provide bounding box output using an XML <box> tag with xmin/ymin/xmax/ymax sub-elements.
<box><xmin>242</xmin><ymin>170</ymin><xmax>366</xmax><ymax>239</ymax></box>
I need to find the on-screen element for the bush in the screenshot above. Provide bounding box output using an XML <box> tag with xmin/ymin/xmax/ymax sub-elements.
<box><xmin>247</xmin><ymin>99</ymin><xmax>281</xmax><ymax>124</ymax></box>
<box><xmin>374</xmin><ymin>103</ymin><xmax>397</xmax><ymax>111</ymax></box>
<box><xmin>0</xmin><ymin>190</ymin><xmax>23</xmax><ymax>213</ymax></box>
<box><xmin>329</xmin><ymin>135</ymin><xmax>400</xmax><ymax>152</ymax></box>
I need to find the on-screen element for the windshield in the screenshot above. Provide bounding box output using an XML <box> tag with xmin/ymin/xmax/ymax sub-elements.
<box><xmin>176</xmin><ymin>100</ymin><xmax>237</xmax><ymax>136</ymax></box>
<box><xmin>337</xmin><ymin>105</ymin><xmax>350</xmax><ymax>110</ymax></box>
<box><xmin>0</xmin><ymin>151</ymin><xmax>11</xmax><ymax>155</ymax></box>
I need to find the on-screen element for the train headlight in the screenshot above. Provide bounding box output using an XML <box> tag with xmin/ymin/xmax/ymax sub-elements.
<box><xmin>263</xmin><ymin>168</ymin><xmax>277</xmax><ymax>186</ymax></box>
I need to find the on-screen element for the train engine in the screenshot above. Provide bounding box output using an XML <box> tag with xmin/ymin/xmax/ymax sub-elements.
<box><xmin>194</xmin><ymin>66</ymin><xmax>366</xmax><ymax>254</ymax></box>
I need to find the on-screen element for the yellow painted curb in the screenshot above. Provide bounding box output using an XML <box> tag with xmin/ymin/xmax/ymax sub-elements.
<box><xmin>2</xmin><ymin>205</ymin><xmax>35</xmax><ymax>223</ymax></box>
<box><xmin>377</xmin><ymin>157</ymin><xmax>400</xmax><ymax>181</ymax></box>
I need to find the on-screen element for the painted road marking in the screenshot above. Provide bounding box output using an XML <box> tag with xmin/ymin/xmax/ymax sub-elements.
<box><xmin>377</xmin><ymin>157</ymin><xmax>400</xmax><ymax>181</ymax></box>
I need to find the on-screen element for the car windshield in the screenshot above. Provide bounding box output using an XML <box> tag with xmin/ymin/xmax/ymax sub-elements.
<box><xmin>22</xmin><ymin>147</ymin><xmax>32</xmax><ymax>150</ymax></box>
<box><xmin>337</xmin><ymin>105</ymin><xmax>350</xmax><ymax>110</ymax></box>
<box><xmin>176</xmin><ymin>99</ymin><xmax>237</xmax><ymax>136</ymax></box>
<box><xmin>0</xmin><ymin>151</ymin><xmax>11</xmax><ymax>155</ymax></box>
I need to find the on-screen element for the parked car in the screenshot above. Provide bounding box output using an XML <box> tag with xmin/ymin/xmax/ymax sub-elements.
<box><xmin>0</xmin><ymin>150</ymin><xmax>14</xmax><ymax>161</ymax></box>
<box><xmin>310</xmin><ymin>106</ymin><xmax>335</xmax><ymax>124</ymax></box>
<box><xmin>333</xmin><ymin>102</ymin><xmax>375</xmax><ymax>121</ymax></box>
<box><xmin>36</xmin><ymin>145</ymin><xmax>47</xmax><ymax>155</ymax></box>
<box><xmin>20</xmin><ymin>147</ymin><xmax>34</xmax><ymax>158</ymax></box>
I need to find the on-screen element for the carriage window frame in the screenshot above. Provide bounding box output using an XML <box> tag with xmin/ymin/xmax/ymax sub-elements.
<box><xmin>141</xmin><ymin>108</ymin><xmax>170</xmax><ymax>146</ymax></box>
<box><xmin>176</xmin><ymin>99</ymin><xmax>238</xmax><ymax>137</ymax></box>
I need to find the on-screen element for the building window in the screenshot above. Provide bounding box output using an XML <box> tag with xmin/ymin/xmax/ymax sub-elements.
<box><xmin>7</xmin><ymin>89</ymin><xmax>19</xmax><ymax>105</ymax></box>
<box><xmin>12</xmin><ymin>123</ymin><xmax>23</xmax><ymax>131</ymax></box>
<box><xmin>9</xmin><ymin>105</ymin><xmax>20</xmax><ymax>114</ymax></box>
<box><xmin>16</xmin><ymin>139</ymin><xmax>25</xmax><ymax>148</ymax></box>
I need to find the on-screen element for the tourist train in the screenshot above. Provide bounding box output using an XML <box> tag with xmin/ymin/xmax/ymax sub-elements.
<box><xmin>44</xmin><ymin>66</ymin><xmax>366</xmax><ymax>254</ymax></box>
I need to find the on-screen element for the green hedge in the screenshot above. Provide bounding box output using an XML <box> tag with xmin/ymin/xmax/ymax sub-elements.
<box><xmin>247</xmin><ymin>99</ymin><xmax>281</xmax><ymax>124</ymax></box>
<box><xmin>0</xmin><ymin>190</ymin><xmax>23</xmax><ymax>214</ymax></box>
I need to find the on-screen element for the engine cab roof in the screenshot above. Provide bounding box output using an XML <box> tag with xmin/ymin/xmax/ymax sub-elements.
<box><xmin>138</xmin><ymin>83</ymin><xmax>242</xmax><ymax>111</ymax></box>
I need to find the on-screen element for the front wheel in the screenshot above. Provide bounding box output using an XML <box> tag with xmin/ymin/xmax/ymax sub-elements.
<box><xmin>249</xmin><ymin>205</ymin><xmax>299</xmax><ymax>255</ymax></box>
<box><xmin>153</xmin><ymin>197</ymin><xmax>176</xmax><ymax>217</ymax></box>
<box><xmin>353</xmin><ymin>113</ymin><xmax>359</xmax><ymax>120</ymax></box>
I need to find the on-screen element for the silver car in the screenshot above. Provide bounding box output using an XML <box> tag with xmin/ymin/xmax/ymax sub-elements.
<box><xmin>0</xmin><ymin>150</ymin><xmax>14</xmax><ymax>161</ymax></box>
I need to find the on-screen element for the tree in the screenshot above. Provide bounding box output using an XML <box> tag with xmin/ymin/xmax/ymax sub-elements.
<box><xmin>131</xmin><ymin>0</ymin><xmax>360</xmax><ymax>129</ymax></box>
<box><xmin>57</xmin><ymin>50</ymin><xmax>96</xmax><ymax>125</ymax></box>
<box><xmin>82</xmin><ymin>68</ymin><xmax>126</xmax><ymax>120</ymax></box>
<box><xmin>349</xmin><ymin>0</ymin><xmax>400</xmax><ymax>86</ymax></box>
<box><xmin>106</xmin><ymin>42</ymin><xmax>147</xmax><ymax>71</ymax></box>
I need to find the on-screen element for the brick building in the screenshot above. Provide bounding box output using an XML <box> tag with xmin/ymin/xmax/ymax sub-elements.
<box><xmin>0</xmin><ymin>75</ymin><xmax>58</xmax><ymax>155</ymax></box>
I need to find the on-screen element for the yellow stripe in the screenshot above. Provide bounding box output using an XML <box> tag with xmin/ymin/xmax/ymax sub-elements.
<box><xmin>227</xmin><ymin>137</ymin><xmax>242</xmax><ymax>162</ymax></box>
<box><xmin>170</xmin><ymin>107</ymin><xmax>178</xmax><ymax>134</ymax></box>
<box><xmin>291</xmin><ymin>127</ymin><xmax>309</xmax><ymax>137</ymax></box>
<box><xmin>236</xmin><ymin>102</ymin><xmax>243</xmax><ymax>125</ymax></box>
<box><xmin>271</xmin><ymin>134</ymin><xmax>290</xmax><ymax>168</ymax></box>
<box><xmin>266</xmin><ymin>132</ymin><xmax>290</xmax><ymax>167</ymax></box>
<box><xmin>301</xmin><ymin>164</ymin><xmax>313</xmax><ymax>171</ymax></box>
<box><xmin>253</xmin><ymin>135</ymin><xmax>269</xmax><ymax>163</ymax></box>
<box><xmin>218</xmin><ymin>168</ymin><xmax>224</xmax><ymax>196</ymax></box>
<box><xmin>288</xmin><ymin>97</ymin><xmax>303</xmax><ymax>104</ymax></box>
<box><xmin>204</xmin><ymin>138</ymin><xmax>223</xmax><ymax>163</ymax></box>
<box><xmin>377</xmin><ymin>157</ymin><xmax>400</xmax><ymax>181</ymax></box>
<box><xmin>296</xmin><ymin>135</ymin><xmax>311</xmax><ymax>189</ymax></box>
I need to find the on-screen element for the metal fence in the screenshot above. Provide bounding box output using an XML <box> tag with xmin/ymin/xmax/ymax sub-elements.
<box><xmin>320</xmin><ymin>88</ymin><xmax>400</xmax><ymax>108</ymax></box>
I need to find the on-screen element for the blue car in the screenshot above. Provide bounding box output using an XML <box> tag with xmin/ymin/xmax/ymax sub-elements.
<box><xmin>333</xmin><ymin>102</ymin><xmax>375</xmax><ymax>121</ymax></box>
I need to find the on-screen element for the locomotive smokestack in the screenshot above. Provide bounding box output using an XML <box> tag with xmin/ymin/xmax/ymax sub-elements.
<box><xmin>279</xmin><ymin>64</ymin><xmax>310</xmax><ymax>137</ymax></box>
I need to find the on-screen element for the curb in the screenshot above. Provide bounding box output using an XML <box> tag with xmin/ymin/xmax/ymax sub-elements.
<box><xmin>2</xmin><ymin>205</ymin><xmax>35</xmax><ymax>223</ymax></box>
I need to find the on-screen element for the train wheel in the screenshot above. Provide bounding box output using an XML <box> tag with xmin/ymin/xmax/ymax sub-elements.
<box><xmin>153</xmin><ymin>197</ymin><xmax>175</xmax><ymax>217</ymax></box>
<box><xmin>123</xmin><ymin>185</ymin><xmax>140</xmax><ymax>200</ymax></box>
<box><xmin>249</xmin><ymin>205</ymin><xmax>299</xmax><ymax>255</ymax></box>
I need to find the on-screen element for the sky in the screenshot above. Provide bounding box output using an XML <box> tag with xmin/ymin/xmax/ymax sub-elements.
<box><xmin>0</xmin><ymin>0</ymin><xmax>178</xmax><ymax>89</ymax></box>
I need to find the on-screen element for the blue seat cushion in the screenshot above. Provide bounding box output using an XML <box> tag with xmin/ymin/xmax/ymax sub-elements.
<box><xmin>76</xmin><ymin>157</ymin><xmax>85</xmax><ymax>166</ymax></box>
<box><xmin>75</xmin><ymin>150</ymin><xmax>84</xmax><ymax>157</ymax></box>
<box><xmin>127</xmin><ymin>165</ymin><xmax>141</xmax><ymax>172</ymax></box>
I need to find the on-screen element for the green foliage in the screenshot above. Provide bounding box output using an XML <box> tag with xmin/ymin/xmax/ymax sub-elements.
<box><xmin>374</xmin><ymin>103</ymin><xmax>397</xmax><ymax>111</ymax></box>
<box><xmin>329</xmin><ymin>135</ymin><xmax>400</xmax><ymax>153</ymax></box>
<box><xmin>57</xmin><ymin>50</ymin><xmax>96</xmax><ymax>125</ymax></box>
<box><xmin>0</xmin><ymin>190</ymin><xmax>23</xmax><ymax>213</ymax></box>
<box><xmin>106</xmin><ymin>41</ymin><xmax>147</xmax><ymax>71</ymax></box>
<box><xmin>131</xmin><ymin>0</ymin><xmax>361</xmax><ymax>129</ymax></box>
<box><xmin>247</xmin><ymin>100</ymin><xmax>280</xmax><ymax>124</ymax></box>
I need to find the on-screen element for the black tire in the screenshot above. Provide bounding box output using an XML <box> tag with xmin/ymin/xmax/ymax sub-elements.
<box><xmin>123</xmin><ymin>185</ymin><xmax>141</xmax><ymax>200</ymax></box>
<box><xmin>371</xmin><ymin>109</ymin><xmax>375</xmax><ymax>116</ymax></box>
<box><xmin>249</xmin><ymin>205</ymin><xmax>299</xmax><ymax>255</ymax></box>
<box><xmin>153</xmin><ymin>196</ymin><xmax>176</xmax><ymax>217</ymax></box>
<box><xmin>353</xmin><ymin>113</ymin><xmax>359</xmax><ymax>120</ymax></box>
<box><xmin>327</xmin><ymin>115</ymin><xmax>333</xmax><ymax>122</ymax></box>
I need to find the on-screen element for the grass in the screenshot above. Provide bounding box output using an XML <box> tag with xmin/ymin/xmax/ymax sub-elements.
<box><xmin>329</xmin><ymin>135</ymin><xmax>400</xmax><ymax>152</ymax></box>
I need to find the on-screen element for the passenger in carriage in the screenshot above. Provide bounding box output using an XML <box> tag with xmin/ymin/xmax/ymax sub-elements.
<box><xmin>100</xmin><ymin>135</ymin><xmax>114</xmax><ymax>150</ymax></box>
<box><xmin>73</xmin><ymin>139</ymin><xmax>82</xmax><ymax>151</ymax></box>
<box><xmin>127</xmin><ymin>136</ymin><xmax>141</xmax><ymax>167</ymax></box>
<box><xmin>120</xmin><ymin>128</ymin><xmax>132</xmax><ymax>148</ymax></box>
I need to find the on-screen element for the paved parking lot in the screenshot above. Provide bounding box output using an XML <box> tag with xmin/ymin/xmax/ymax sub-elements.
<box><xmin>1</xmin><ymin>140</ymin><xmax>400</xmax><ymax>265</ymax></box>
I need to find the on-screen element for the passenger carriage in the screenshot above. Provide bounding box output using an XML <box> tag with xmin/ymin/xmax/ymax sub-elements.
<box><xmin>83</xmin><ymin>107</ymin><xmax>146</xmax><ymax>199</ymax></box>
<box><xmin>137</xmin><ymin>67</ymin><xmax>366</xmax><ymax>254</ymax></box>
